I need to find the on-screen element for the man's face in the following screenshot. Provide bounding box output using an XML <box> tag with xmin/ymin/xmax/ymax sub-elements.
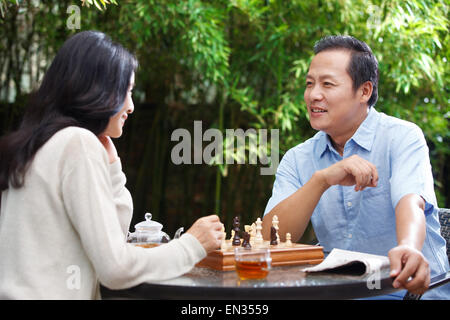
<box><xmin>304</xmin><ymin>49</ymin><xmax>368</xmax><ymax>141</ymax></box>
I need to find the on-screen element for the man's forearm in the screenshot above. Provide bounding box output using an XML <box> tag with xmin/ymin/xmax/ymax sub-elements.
<box><xmin>395</xmin><ymin>194</ymin><xmax>426</xmax><ymax>250</ymax></box>
<box><xmin>262</xmin><ymin>171</ymin><xmax>329</xmax><ymax>242</ymax></box>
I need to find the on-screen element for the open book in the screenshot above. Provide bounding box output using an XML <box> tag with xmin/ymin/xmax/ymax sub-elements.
<box><xmin>303</xmin><ymin>248</ymin><xmax>390</xmax><ymax>276</ymax></box>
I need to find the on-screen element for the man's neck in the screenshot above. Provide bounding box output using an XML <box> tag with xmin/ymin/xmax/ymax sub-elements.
<box><xmin>330</xmin><ymin>138</ymin><xmax>346</xmax><ymax>156</ymax></box>
<box><xmin>329</xmin><ymin>106</ymin><xmax>370</xmax><ymax>156</ymax></box>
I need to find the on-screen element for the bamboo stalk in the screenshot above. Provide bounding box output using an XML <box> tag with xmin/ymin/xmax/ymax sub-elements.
<box><xmin>214</xmin><ymin>91</ymin><xmax>227</xmax><ymax>215</ymax></box>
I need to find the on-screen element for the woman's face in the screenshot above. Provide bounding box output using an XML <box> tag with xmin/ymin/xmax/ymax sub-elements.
<box><xmin>103</xmin><ymin>72</ymin><xmax>135</xmax><ymax>138</ymax></box>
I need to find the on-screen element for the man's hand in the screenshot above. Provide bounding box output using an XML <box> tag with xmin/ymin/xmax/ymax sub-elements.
<box><xmin>98</xmin><ymin>135</ymin><xmax>119</xmax><ymax>164</ymax></box>
<box><xmin>389</xmin><ymin>245</ymin><xmax>430</xmax><ymax>295</ymax></box>
<box><xmin>319</xmin><ymin>155</ymin><xmax>378</xmax><ymax>191</ymax></box>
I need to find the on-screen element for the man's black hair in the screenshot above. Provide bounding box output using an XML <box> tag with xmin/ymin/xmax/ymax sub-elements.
<box><xmin>314</xmin><ymin>35</ymin><xmax>379</xmax><ymax>107</ymax></box>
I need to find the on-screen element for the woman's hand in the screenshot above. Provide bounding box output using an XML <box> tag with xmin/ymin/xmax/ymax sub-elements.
<box><xmin>187</xmin><ymin>215</ymin><xmax>224</xmax><ymax>253</ymax></box>
<box><xmin>98</xmin><ymin>135</ymin><xmax>119</xmax><ymax>164</ymax></box>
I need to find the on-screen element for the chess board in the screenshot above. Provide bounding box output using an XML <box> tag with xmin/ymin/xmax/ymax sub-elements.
<box><xmin>196</xmin><ymin>240</ymin><xmax>324</xmax><ymax>271</ymax></box>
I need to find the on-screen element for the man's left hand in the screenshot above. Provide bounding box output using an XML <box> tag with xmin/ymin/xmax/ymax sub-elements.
<box><xmin>388</xmin><ymin>244</ymin><xmax>430</xmax><ymax>295</ymax></box>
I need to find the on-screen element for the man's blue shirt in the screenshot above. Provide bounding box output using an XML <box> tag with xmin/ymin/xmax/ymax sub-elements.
<box><xmin>264</xmin><ymin>107</ymin><xmax>449</xmax><ymax>299</ymax></box>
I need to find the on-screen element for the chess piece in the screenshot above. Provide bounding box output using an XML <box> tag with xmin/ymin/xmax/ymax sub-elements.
<box><xmin>285</xmin><ymin>233</ymin><xmax>292</xmax><ymax>247</ymax></box>
<box><xmin>232</xmin><ymin>216</ymin><xmax>241</xmax><ymax>246</ymax></box>
<box><xmin>241</xmin><ymin>231</ymin><xmax>251</xmax><ymax>248</ymax></box>
<box><xmin>270</xmin><ymin>226</ymin><xmax>278</xmax><ymax>245</ymax></box>
<box><xmin>254</xmin><ymin>218</ymin><xmax>263</xmax><ymax>246</ymax></box>
<box><xmin>272</xmin><ymin>215</ymin><xmax>280</xmax><ymax>244</ymax></box>
<box><xmin>220</xmin><ymin>224</ymin><xmax>228</xmax><ymax>250</ymax></box>
<box><xmin>250</xmin><ymin>223</ymin><xmax>256</xmax><ymax>245</ymax></box>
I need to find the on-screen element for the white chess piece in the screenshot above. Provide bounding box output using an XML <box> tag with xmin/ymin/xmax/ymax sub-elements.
<box><xmin>255</xmin><ymin>218</ymin><xmax>264</xmax><ymax>247</ymax></box>
<box><xmin>221</xmin><ymin>224</ymin><xmax>228</xmax><ymax>250</ymax></box>
<box><xmin>250</xmin><ymin>223</ymin><xmax>256</xmax><ymax>246</ymax></box>
<box><xmin>272</xmin><ymin>215</ymin><xmax>280</xmax><ymax>244</ymax></box>
<box><xmin>285</xmin><ymin>233</ymin><xmax>292</xmax><ymax>247</ymax></box>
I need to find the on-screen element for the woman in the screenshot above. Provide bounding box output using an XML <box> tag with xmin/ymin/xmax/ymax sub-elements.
<box><xmin>0</xmin><ymin>31</ymin><xmax>223</xmax><ymax>299</ymax></box>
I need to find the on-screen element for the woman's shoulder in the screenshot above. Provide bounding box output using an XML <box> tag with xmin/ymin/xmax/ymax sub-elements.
<box><xmin>48</xmin><ymin>126</ymin><xmax>107</xmax><ymax>161</ymax></box>
<box><xmin>53</xmin><ymin>126</ymin><xmax>95</xmax><ymax>139</ymax></box>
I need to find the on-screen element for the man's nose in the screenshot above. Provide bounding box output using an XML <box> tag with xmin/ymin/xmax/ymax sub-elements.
<box><xmin>308</xmin><ymin>84</ymin><xmax>324</xmax><ymax>101</ymax></box>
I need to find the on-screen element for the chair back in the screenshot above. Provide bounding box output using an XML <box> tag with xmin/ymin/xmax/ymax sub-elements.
<box><xmin>438</xmin><ymin>208</ymin><xmax>450</xmax><ymax>265</ymax></box>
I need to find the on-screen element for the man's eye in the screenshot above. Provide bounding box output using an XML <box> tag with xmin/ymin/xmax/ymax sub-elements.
<box><xmin>306</xmin><ymin>81</ymin><xmax>313</xmax><ymax>87</ymax></box>
<box><xmin>324</xmin><ymin>82</ymin><xmax>334</xmax><ymax>86</ymax></box>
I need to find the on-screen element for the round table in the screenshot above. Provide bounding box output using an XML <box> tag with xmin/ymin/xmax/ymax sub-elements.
<box><xmin>101</xmin><ymin>264</ymin><xmax>400</xmax><ymax>300</ymax></box>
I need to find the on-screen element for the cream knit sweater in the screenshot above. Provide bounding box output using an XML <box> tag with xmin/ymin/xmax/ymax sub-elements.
<box><xmin>0</xmin><ymin>127</ymin><xmax>206</xmax><ymax>299</ymax></box>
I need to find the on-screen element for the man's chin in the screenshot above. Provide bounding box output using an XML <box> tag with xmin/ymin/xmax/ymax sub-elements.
<box><xmin>309</xmin><ymin>120</ymin><xmax>325</xmax><ymax>132</ymax></box>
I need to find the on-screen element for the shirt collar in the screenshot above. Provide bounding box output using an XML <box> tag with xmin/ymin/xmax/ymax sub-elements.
<box><xmin>316</xmin><ymin>107</ymin><xmax>379</xmax><ymax>158</ymax></box>
<box><xmin>350</xmin><ymin>107</ymin><xmax>379</xmax><ymax>152</ymax></box>
<box><xmin>316</xmin><ymin>132</ymin><xmax>335</xmax><ymax>158</ymax></box>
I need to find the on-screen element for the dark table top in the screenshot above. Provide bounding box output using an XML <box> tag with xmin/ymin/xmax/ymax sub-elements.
<box><xmin>101</xmin><ymin>264</ymin><xmax>400</xmax><ymax>300</ymax></box>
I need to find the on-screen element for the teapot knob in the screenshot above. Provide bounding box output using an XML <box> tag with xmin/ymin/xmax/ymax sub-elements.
<box><xmin>145</xmin><ymin>213</ymin><xmax>152</xmax><ymax>221</ymax></box>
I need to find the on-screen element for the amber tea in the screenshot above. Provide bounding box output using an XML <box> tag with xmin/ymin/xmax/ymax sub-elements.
<box><xmin>234</xmin><ymin>247</ymin><xmax>271</xmax><ymax>280</ymax></box>
<box><xmin>134</xmin><ymin>243</ymin><xmax>159</xmax><ymax>248</ymax></box>
<box><xmin>235</xmin><ymin>260</ymin><xmax>270</xmax><ymax>280</ymax></box>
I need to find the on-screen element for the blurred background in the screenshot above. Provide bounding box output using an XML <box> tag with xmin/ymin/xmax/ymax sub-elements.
<box><xmin>0</xmin><ymin>0</ymin><xmax>448</xmax><ymax>243</ymax></box>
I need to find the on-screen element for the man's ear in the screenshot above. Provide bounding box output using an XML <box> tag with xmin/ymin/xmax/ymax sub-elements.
<box><xmin>359</xmin><ymin>81</ymin><xmax>373</xmax><ymax>104</ymax></box>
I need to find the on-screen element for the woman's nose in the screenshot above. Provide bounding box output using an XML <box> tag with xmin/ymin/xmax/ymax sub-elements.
<box><xmin>127</xmin><ymin>99</ymin><xmax>134</xmax><ymax>114</ymax></box>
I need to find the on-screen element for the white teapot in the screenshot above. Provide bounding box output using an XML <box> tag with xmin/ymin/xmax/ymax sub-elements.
<box><xmin>128</xmin><ymin>213</ymin><xmax>184</xmax><ymax>246</ymax></box>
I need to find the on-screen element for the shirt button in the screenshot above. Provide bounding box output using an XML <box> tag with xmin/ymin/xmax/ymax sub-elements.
<box><xmin>348</xmin><ymin>234</ymin><xmax>352</xmax><ymax>238</ymax></box>
<box><xmin>347</xmin><ymin>201</ymin><xmax>352</xmax><ymax>207</ymax></box>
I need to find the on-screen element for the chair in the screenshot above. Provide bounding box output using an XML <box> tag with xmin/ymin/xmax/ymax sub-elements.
<box><xmin>439</xmin><ymin>208</ymin><xmax>450</xmax><ymax>265</ymax></box>
<box><xmin>403</xmin><ymin>208</ymin><xmax>450</xmax><ymax>300</ymax></box>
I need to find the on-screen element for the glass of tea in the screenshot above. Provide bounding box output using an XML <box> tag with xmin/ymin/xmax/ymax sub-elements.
<box><xmin>234</xmin><ymin>247</ymin><xmax>272</xmax><ymax>280</ymax></box>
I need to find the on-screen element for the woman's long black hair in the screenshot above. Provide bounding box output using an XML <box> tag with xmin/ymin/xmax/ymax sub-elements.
<box><xmin>0</xmin><ymin>31</ymin><xmax>138</xmax><ymax>192</ymax></box>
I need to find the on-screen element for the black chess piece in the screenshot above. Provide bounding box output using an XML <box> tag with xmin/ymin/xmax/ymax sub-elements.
<box><xmin>270</xmin><ymin>226</ymin><xmax>278</xmax><ymax>245</ymax></box>
<box><xmin>241</xmin><ymin>231</ymin><xmax>251</xmax><ymax>248</ymax></box>
<box><xmin>232</xmin><ymin>216</ymin><xmax>241</xmax><ymax>246</ymax></box>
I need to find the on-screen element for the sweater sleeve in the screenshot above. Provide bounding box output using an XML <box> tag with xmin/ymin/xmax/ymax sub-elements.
<box><xmin>109</xmin><ymin>159</ymin><xmax>133</xmax><ymax>238</ymax></box>
<box><xmin>61</xmin><ymin>134</ymin><xmax>206</xmax><ymax>290</ymax></box>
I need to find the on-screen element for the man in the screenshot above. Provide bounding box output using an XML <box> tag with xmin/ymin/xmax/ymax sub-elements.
<box><xmin>262</xmin><ymin>35</ymin><xmax>449</xmax><ymax>299</ymax></box>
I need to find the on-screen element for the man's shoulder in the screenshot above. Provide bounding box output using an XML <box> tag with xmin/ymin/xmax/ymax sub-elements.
<box><xmin>372</xmin><ymin>110</ymin><xmax>427</xmax><ymax>151</ymax></box>
<box><xmin>377</xmin><ymin>111</ymin><xmax>422</xmax><ymax>134</ymax></box>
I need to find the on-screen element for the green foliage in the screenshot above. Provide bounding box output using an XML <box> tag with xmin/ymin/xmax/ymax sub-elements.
<box><xmin>0</xmin><ymin>0</ymin><xmax>17</xmax><ymax>17</ymax></box>
<box><xmin>81</xmin><ymin>0</ymin><xmax>118</xmax><ymax>11</ymax></box>
<box><xmin>0</xmin><ymin>0</ymin><xmax>448</xmax><ymax>236</ymax></box>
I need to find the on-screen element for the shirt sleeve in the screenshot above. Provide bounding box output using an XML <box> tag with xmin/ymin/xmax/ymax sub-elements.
<box><xmin>264</xmin><ymin>149</ymin><xmax>302</xmax><ymax>215</ymax></box>
<box><xmin>389</xmin><ymin>124</ymin><xmax>437</xmax><ymax>215</ymax></box>
<box><xmin>61</xmin><ymin>135</ymin><xmax>206</xmax><ymax>290</ymax></box>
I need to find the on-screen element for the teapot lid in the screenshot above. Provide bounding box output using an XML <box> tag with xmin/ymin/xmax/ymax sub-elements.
<box><xmin>134</xmin><ymin>213</ymin><xmax>163</xmax><ymax>232</ymax></box>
